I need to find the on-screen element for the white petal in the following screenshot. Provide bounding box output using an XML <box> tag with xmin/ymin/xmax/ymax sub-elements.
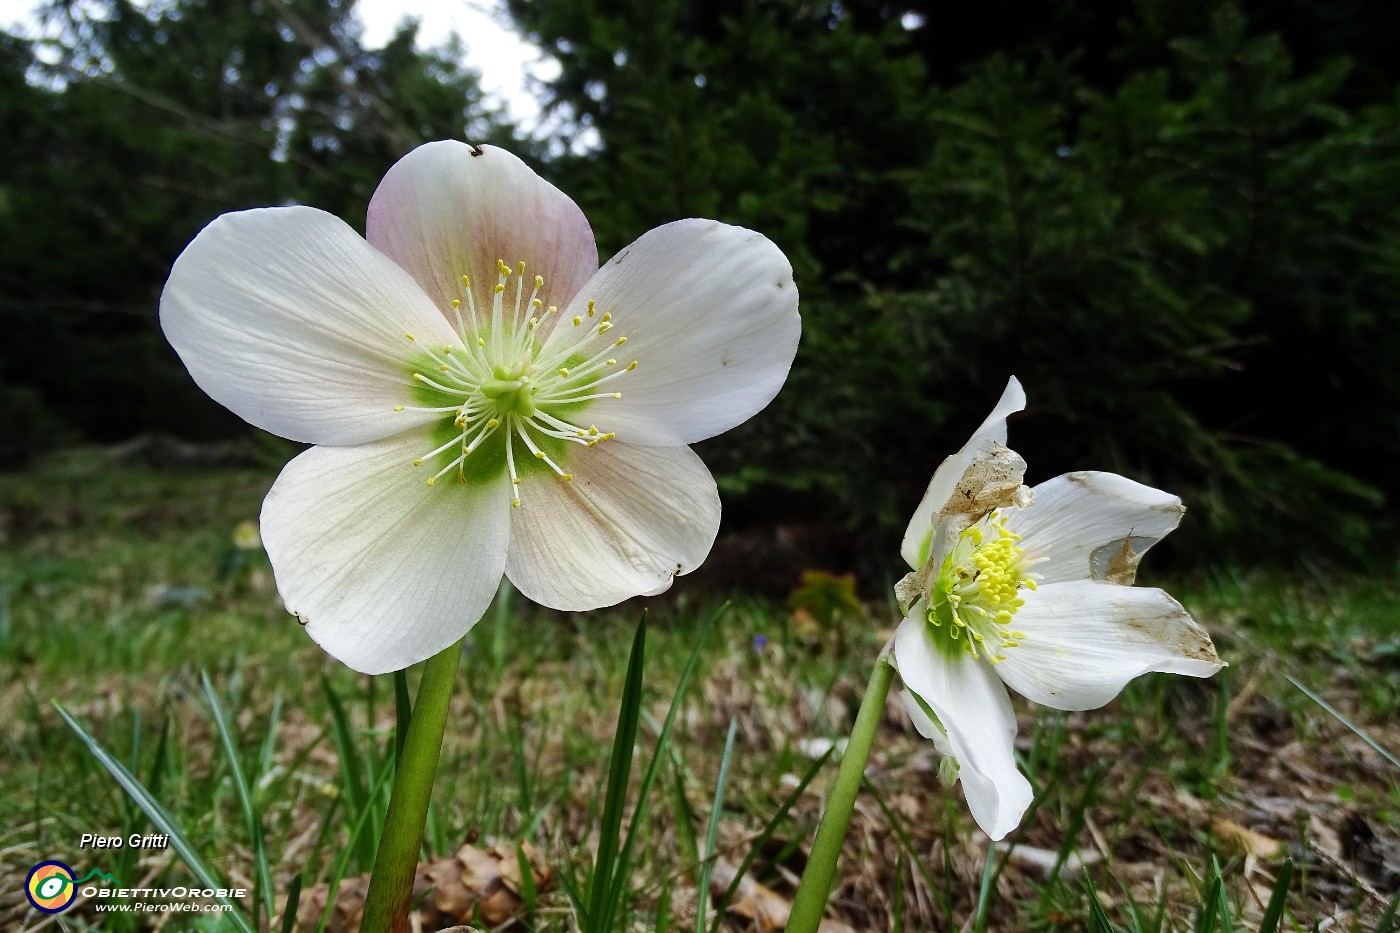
<box><xmin>367</xmin><ymin>141</ymin><xmax>599</xmax><ymax>317</ymax></box>
<box><xmin>161</xmin><ymin>206</ymin><xmax>461</xmax><ymax>445</ymax></box>
<box><xmin>900</xmin><ymin>377</ymin><xmax>1026</xmax><ymax>568</ymax></box>
<box><xmin>897</xmin><ymin>689</ymin><xmax>955</xmax><ymax>758</ymax></box>
<box><xmin>504</xmin><ymin>440</ymin><xmax>720</xmax><ymax>609</ymax></box>
<box><xmin>1008</xmin><ymin>472</ymin><xmax>1185</xmax><ymax>585</ymax></box>
<box><xmin>996</xmin><ymin>580</ymin><xmax>1224</xmax><ymax>711</ymax></box>
<box><xmin>894</xmin><ymin>613</ymin><xmax>1033</xmax><ymax>841</ymax></box>
<box><xmin>558</xmin><ymin>219</ymin><xmax>800</xmax><ymax>446</ymax></box>
<box><xmin>260</xmin><ymin>430</ymin><xmax>512</xmax><ymax>674</ymax></box>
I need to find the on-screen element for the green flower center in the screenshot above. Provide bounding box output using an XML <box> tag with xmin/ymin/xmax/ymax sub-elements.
<box><xmin>925</xmin><ymin>510</ymin><xmax>1036</xmax><ymax>663</ymax></box>
<box><xmin>393</xmin><ymin>259</ymin><xmax>638</xmax><ymax>507</ymax></box>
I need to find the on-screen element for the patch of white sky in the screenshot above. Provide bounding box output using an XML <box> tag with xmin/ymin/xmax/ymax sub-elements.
<box><xmin>0</xmin><ymin>0</ymin><xmax>577</xmax><ymax>144</ymax></box>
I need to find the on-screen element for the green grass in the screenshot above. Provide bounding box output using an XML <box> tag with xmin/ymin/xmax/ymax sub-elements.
<box><xmin>2</xmin><ymin>455</ymin><xmax>1398</xmax><ymax>930</ymax></box>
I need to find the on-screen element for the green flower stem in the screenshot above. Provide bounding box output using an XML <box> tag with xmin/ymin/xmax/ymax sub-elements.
<box><xmin>786</xmin><ymin>654</ymin><xmax>896</xmax><ymax>933</ymax></box>
<box><xmin>360</xmin><ymin>638</ymin><xmax>464</xmax><ymax>933</ymax></box>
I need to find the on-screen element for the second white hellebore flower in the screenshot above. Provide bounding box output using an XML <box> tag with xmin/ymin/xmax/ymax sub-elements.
<box><xmin>892</xmin><ymin>377</ymin><xmax>1223</xmax><ymax>840</ymax></box>
<box><xmin>161</xmin><ymin>142</ymin><xmax>800</xmax><ymax>673</ymax></box>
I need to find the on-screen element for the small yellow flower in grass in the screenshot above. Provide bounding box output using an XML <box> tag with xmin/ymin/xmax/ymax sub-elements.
<box><xmin>893</xmin><ymin>377</ymin><xmax>1224</xmax><ymax>840</ymax></box>
<box><xmin>161</xmin><ymin>141</ymin><xmax>800</xmax><ymax>673</ymax></box>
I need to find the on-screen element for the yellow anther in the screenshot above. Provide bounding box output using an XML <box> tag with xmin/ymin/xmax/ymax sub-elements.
<box><xmin>534</xmin><ymin>451</ymin><xmax>544</xmax><ymax>459</ymax></box>
<box><xmin>451</xmin><ymin>299</ymin><xmax>461</xmax><ymax>309</ymax></box>
<box><xmin>404</xmin><ymin>333</ymin><xmax>415</xmax><ymax>340</ymax></box>
<box><xmin>532</xmin><ymin>298</ymin><xmax>543</xmax><ymax>308</ymax></box>
<box><xmin>559</xmin><ymin>368</ymin><xmax>570</xmax><ymax>377</ymax></box>
<box><xmin>611</xmin><ymin>392</ymin><xmax>621</xmax><ymax>399</ymax></box>
<box><xmin>588</xmin><ymin>426</ymin><xmax>600</xmax><ymax>436</ymax></box>
<box><xmin>426</xmin><ymin>478</ymin><xmax>436</xmax><ymax>487</ymax></box>
<box><xmin>534</xmin><ymin>274</ymin><xmax>543</xmax><ymax>288</ymax></box>
<box><xmin>461</xmin><ymin>274</ymin><xmax>470</xmax><ymax>287</ymax></box>
<box><xmin>1024</xmin><ymin>578</ymin><xmax>1038</xmax><ymax>590</ymax></box>
<box><xmin>606</xmin><ymin>359</ymin><xmax>617</xmax><ymax>366</ymax></box>
<box><xmin>494</xmin><ymin>283</ymin><xmax>505</xmax><ymax>293</ymax></box>
<box><xmin>598</xmin><ymin>322</ymin><xmax>613</xmax><ymax>334</ymax></box>
<box><xmin>601</xmin><ymin>312</ymin><xmax>611</xmax><ymax>323</ymax></box>
<box><xmin>573</xmin><ymin>316</ymin><xmax>582</xmax><ymax>326</ymax></box>
<box><xmin>615</xmin><ymin>336</ymin><xmax>628</xmax><ymax>346</ymax></box>
<box><xmin>587</xmin><ymin>299</ymin><xmax>596</xmax><ymax>316</ymax></box>
<box><xmin>440</xmin><ymin>365</ymin><xmax>449</xmax><ymax>372</ymax></box>
<box><xmin>513</xmin><ymin>477</ymin><xmax>521</xmax><ymax>485</ymax></box>
<box><xmin>477</xmin><ymin>338</ymin><xmax>486</xmax><ymax>347</ymax></box>
<box><xmin>626</xmin><ymin>361</ymin><xmax>638</xmax><ymax>371</ymax></box>
<box><xmin>393</xmin><ymin>405</ymin><xmax>404</xmax><ymax>412</ymax></box>
<box><xmin>413</xmin><ymin>458</ymin><xmax>422</xmax><ymax>466</ymax></box>
<box><xmin>443</xmin><ymin>347</ymin><xmax>452</xmax><ymax>354</ymax></box>
<box><xmin>561</xmin><ymin>474</ymin><xmax>573</xmax><ymax>481</ymax></box>
<box><xmin>486</xmin><ymin>418</ymin><xmax>500</xmax><ymax>428</ymax></box>
<box><xmin>412</xmin><ymin>373</ymin><xmax>424</xmax><ymax>381</ymax></box>
<box><xmin>512</xmin><ymin>498</ymin><xmax>521</xmax><ymax>508</ymax></box>
<box><xmin>517</xmin><ymin>261</ymin><xmax>525</xmax><ymax>276</ymax></box>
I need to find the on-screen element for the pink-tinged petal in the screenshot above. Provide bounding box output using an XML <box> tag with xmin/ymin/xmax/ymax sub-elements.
<box><xmin>900</xmin><ymin>377</ymin><xmax>1026</xmax><ymax>569</ymax></box>
<box><xmin>1008</xmin><ymin>472</ymin><xmax>1185</xmax><ymax>585</ymax></box>
<box><xmin>556</xmin><ymin>219</ymin><xmax>800</xmax><ymax>446</ymax></box>
<box><xmin>504</xmin><ymin>440</ymin><xmax>720</xmax><ymax>609</ymax></box>
<box><xmin>161</xmin><ymin>206</ymin><xmax>461</xmax><ymax>445</ymax></box>
<box><xmin>367</xmin><ymin>141</ymin><xmax>598</xmax><ymax>318</ymax></box>
<box><xmin>260</xmin><ymin>429</ymin><xmax>512</xmax><ymax>674</ymax></box>
<box><xmin>996</xmin><ymin>580</ymin><xmax>1224</xmax><ymax>711</ymax></box>
<box><xmin>894</xmin><ymin>612</ymin><xmax>1033</xmax><ymax>840</ymax></box>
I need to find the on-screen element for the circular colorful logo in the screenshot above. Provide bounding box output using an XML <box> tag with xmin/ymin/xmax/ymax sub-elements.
<box><xmin>25</xmin><ymin>860</ymin><xmax>78</xmax><ymax>914</ymax></box>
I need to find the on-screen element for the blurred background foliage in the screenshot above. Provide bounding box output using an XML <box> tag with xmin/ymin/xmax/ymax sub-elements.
<box><xmin>2</xmin><ymin>0</ymin><xmax>1397</xmax><ymax>577</ymax></box>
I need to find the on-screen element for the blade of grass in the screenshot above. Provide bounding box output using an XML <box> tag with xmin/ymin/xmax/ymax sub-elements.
<box><xmin>695</xmin><ymin>718</ymin><xmax>739</xmax><ymax>933</ymax></box>
<box><xmin>1193</xmin><ymin>860</ymin><xmax>1222</xmax><ymax>933</ymax></box>
<box><xmin>1287</xmin><ymin>674</ymin><xmax>1400</xmax><ymax>770</ymax></box>
<box><xmin>586</xmin><ymin>610</ymin><xmax>649</xmax><ymax>932</ymax></box>
<box><xmin>1211</xmin><ymin>855</ymin><xmax>1232</xmax><ymax>932</ymax></box>
<box><xmin>1258</xmin><ymin>858</ymin><xmax>1292</xmax><ymax>933</ymax></box>
<box><xmin>669</xmin><ymin>752</ymin><xmax>700</xmax><ymax>877</ymax></box>
<box><xmin>1377</xmin><ymin>888</ymin><xmax>1400</xmax><ymax>933</ymax></box>
<box><xmin>281</xmin><ymin>873</ymin><xmax>303</xmax><ymax>933</ymax></box>
<box><xmin>709</xmin><ymin>747</ymin><xmax>833</xmax><ymax>933</ymax></box>
<box><xmin>601</xmin><ymin>602</ymin><xmax>727</xmax><ymax>928</ymax></box>
<box><xmin>972</xmin><ymin>842</ymin><xmax>997</xmax><ymax>933</ymax></box>
<box><xmin>516</xmin><ymin>840</ymin><xmax>538</xmax><ymax>926</ymax></box>
<box><xmin>55</xmin><ymin>702</ymin><xmax>256</xmax><ymax>933</ymax></box>
<box><xmin>321</xmin><ymin>675</ymin><xmax>376</xmax><ymax>868</ymax></box>
<box><xmin>1085</xmin><ymin>870</ymin><xmax>1116</xmax><ymax>933</ymax></box>
<box><xmin>393</xmin><ymin>670</ymin><xmax>412</xmax><ymax>764</ymax></box>
<box><xmin>202</xmin><ymin>672</ymin><xmax>275</xmax><ymax>925</ymax></box>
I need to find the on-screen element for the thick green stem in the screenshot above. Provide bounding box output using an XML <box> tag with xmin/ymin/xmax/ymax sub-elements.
<box><xmin>360</xmin><ymin>639</ymin><xmax>464</xmax><ymax>933</ymax></box>
<box><xmin>787</xmin><ymin>655</ymin><xmax>896</xmax><ymax>933</ymax></box>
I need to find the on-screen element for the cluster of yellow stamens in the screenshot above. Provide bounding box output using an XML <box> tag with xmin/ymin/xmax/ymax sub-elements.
<box><xmin>394</xmin><ymin>260</ymin><xmax>637</xmax><ymax>506</ymax></box>
<box><xmin>926</xmin><ymin>511</ymin><xmax>1037</xmax><ymax>663</ymax></box>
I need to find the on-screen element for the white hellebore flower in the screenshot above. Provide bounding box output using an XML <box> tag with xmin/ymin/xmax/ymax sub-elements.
<box><xmin>892</xmin><ymin>377</ymin><xmax>1222</xmax><ymax>840</ymax></box>
<box><xmin>161</xmin><ymin>141</ymin><xmax>800</xmax><ymax>673</ymax></box>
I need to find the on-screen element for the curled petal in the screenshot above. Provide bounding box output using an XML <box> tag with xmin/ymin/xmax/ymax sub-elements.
<box><xmin>996</xmin><ymin>580</ymin><xmax>1224</xmax><ymax>711</ymax></box>
<box><xmin>261</xmin><ymin>430</ymin><xmax>512</xmax><ymax>673</ymax></box>
<box><xmin>900</xmin><ymin>377</ymin><xmax>1026</xmax><ymax>569</ymax></box>
<box><xmin>894</xmin><ymin>612</ymin><xmax>1033</xmax><ymax>841</ymax></box>
<box><xmin>504</xmin><ymin>440</ymin><xmax>720</xmax><ymax>609</ymax></box>
<box><xmin>161</xmin><ymin>207</ymin><xmax>460</xmax><ymax>445</ymax></box>
<box><xmin>560</xmin><ymin>219</ymin><xmax>800</xmax><ymax>446</ymax></box>
<box><xmin>367</xmin><ymin>141</ymin><xmax>599</xmax><ymax>318</ymax></box>
<box><xmin>1010</xmin><ymin>472</ymin><xmax>1185</xmax><ymax>585</ymax></box>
